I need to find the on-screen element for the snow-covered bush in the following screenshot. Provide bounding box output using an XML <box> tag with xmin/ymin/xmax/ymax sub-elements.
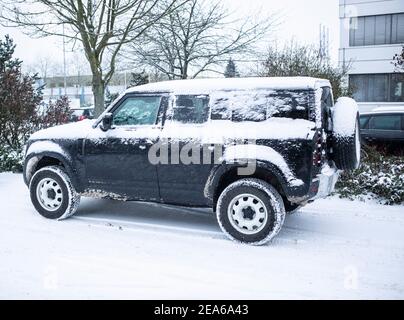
<box><xmin>336</xmin><ymin>146</ymin><xmax>404</xmax><ymax>205</ymax></box>
<box><xmin>0</xmin><ymin>144</ymin><xmax>24</xmax><ymax>172</ymax></box>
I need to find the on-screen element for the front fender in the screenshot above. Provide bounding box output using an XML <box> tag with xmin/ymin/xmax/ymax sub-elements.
<box><xmin>23</xmin><ymin>141</ymin><xmax>78</xmax><ymax>190</ymax></box>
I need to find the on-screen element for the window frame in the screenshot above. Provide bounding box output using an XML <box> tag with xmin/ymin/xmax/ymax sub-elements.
<box><xmin>167</xmin><ymin>94</ymin><xmax>211</xmax><ymax>125</ymax></box>
<box><xmin>349</xmin><ymin>13</ymin><xmax>404</xmax><ymax>46</ymax></box>
<box><xmin>349</xmin><ymin>74</ymin><xmax>404</xmax><ymax>103</ymax></box>
<box><xmin>109</xmin><ymin>93</ymin><xmax>168</xmax><ymax>128</ymax></box>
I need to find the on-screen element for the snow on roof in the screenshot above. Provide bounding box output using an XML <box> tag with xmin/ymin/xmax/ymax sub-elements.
<box><xmin>126</xmin><ymin>77</ymin><xmax>331</xmax><ymax>94</ymax></box>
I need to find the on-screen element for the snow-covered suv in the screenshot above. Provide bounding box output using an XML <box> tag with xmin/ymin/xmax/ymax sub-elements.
<box><xmin>23</xmin><ymin>77</ymin><xmax>361</xmax><ymax>245</ymax></box>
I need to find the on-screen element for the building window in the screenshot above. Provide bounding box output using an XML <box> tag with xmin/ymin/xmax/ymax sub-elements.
<box><xmin>350</xmin><ymin>13</ymin><xmax>404</xmax><ymax>46</ymax></box>
<box><xmin>349</xmin><ymin>74</ymin><xmax>404</xmax><ymax>103</ymax></box>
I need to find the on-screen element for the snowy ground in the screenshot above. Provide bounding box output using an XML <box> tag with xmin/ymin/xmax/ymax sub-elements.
<box><xmin>0</xmin><ymin>172</ymin><xmax>403</xmax><ymax>299</ymax></box>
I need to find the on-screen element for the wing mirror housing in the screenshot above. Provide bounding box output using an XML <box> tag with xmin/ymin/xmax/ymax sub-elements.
<box><xmin>101</xmin><ymin>112</ymin><xmax>113</xmax><ymax>131</ymax></box>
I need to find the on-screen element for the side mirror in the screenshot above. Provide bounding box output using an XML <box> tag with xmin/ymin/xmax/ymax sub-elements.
<box><xmin>101</xmin><ymin>112</ymin><xmax>113</xmax><ymax>131</ymax></box>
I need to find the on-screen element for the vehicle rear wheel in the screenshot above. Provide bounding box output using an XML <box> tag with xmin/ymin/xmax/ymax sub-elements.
<box><xmin>216</xmin><ymin>178</ymin><xmax>285</xmax><ymax>245</ymax></box>
<box><xmin>29</xmin><ymin>166</ymin><xmax>80</xmax><ymax>220</ymax></box>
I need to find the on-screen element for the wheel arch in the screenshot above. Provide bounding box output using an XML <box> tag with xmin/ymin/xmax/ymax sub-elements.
<box><xmin>24</xmin><ymin>151</ymin><xmax>78</xmax><ymax>191</ymax></box>
<box><xmin>205</xmin><ymin>161</ymin><xmax>290</xmax><ymax>212</ymax></box>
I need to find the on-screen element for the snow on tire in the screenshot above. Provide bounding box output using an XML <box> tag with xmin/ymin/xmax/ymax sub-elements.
<box><xmin>216</xmin><ymin>178</ymin><xmax>286</xmax><ymax>245</ymax></box>
<box><xmin>332</xmin><ymin>97</ymin><xmax>361</xmax><ymax>171</ymax></box>
<box><xmin>29</xmin><ymin>166</ymin><xmax>80</xmax><ymax>220</ymax></box>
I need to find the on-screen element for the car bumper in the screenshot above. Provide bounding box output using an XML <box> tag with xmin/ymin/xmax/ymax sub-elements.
<box><xmin>309</xmin><ymin>164</ymin><xmax>339</xmax><ymax>200</ymax></box>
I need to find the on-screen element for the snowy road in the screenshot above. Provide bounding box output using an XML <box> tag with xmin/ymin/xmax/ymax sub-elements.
<box><xmin>0</xmin><ymin>172</ymin><xmax>403</xmax><ymax>299</ymax></box>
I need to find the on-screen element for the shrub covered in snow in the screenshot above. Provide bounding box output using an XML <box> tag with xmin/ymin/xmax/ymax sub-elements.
<box><xmin>0</xmin><ymin>144</ymin><xmax>24</xmax><ymax>172</ymax></box>
<box><xmin>336</xmin><ymin>146</ymin><xmax>404</xmax><ymax>205</ymax></box>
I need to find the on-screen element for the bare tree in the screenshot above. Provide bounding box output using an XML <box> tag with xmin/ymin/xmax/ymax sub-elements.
<box><xmin>259</xmin><ymin>43</ymin><xmax>352</xmax><ymax>99</ymax></box>
<box><xmin>124</xmin><ymin>0</ymin><xmax>276</xmax><ymax>80</ymax></box>
<box><xmin>0</xmin><ymin>0</ymin><xmax>185</xmax><ymax>116</ymax></box>
<box><xmin>24</xmin><ymin>55</ymin><xmax>66</xmax><ymax>81</ymax></box>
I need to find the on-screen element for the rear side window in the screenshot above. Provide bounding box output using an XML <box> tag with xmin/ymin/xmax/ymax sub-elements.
<box><xmin>210</xmin><ymin>90</ymin><xmax>311</xmax><ymax>122</ymax></box>
<box><xmin>369</xmin><ymin>115</ymin><xmax>401</xmax><ymax>130</ymax></box>
<box><xmin>172</xmin><ymin>95</ymin><xmax>210</xmax><ymax>124</ymax></box>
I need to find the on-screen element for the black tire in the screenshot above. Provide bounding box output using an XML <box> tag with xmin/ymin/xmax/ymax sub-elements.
<box><xmin>216</xmin><ymin>178</ymin><xmax>285</xmax><ymax>245</ymax></box>
<box><xmin>332</xmin><ymin>113</ymin><xmax>361</xmax><ymax>171</ymax></box>
<box><xmin>29</xmin><ymin>166</ymin><xmax>80</xmax><ymax>220</ymax></box>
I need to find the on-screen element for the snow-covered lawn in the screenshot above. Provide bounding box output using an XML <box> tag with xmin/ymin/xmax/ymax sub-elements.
<box><xmin>0</xmin><ymin>172</ymin><xmax>403</xmax><ymax>299</ymax></box>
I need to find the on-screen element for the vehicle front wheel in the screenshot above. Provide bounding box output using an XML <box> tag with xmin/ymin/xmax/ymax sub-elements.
<box><xmin>216</xmin><ymin>178</ymin><xmax>285</xmax><ymax>245</ymax></box>
<box><xmin>29</xmin><ymin>166</ymin><xmax>80</xmax><ymax>220</ymax></box>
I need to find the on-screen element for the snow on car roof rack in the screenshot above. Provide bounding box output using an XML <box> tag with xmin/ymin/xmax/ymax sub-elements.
<box><xmin>126</xmin><ymin>77</ymin><xmax>331</xmax><ymax>94</ymax></box>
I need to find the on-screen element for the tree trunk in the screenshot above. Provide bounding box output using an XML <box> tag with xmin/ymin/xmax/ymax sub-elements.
<box><xmin>92</xmin><ymin>75</ymin><xmax>105</xmax><ymax>117</ymax></box>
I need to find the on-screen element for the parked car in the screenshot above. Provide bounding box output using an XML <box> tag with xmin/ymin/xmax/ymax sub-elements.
<box><xmin>69</xmin><ymin>107</ymin><xmax>94</xmax><ymax>122</ymax></box>
<box><xmin>360</xmin><ymin>107</ymin><xmax>404</xmax><ymax>143</ymax></box>
<box><xmin>23</xmin><ymin>77</ymin><xmax>360</xmax><ymax>245</ymax></box>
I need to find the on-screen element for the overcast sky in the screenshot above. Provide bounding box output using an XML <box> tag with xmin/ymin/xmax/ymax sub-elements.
<box><xmin>0</xmin><ymin>0</ymin><xmax>340</xmax><ymax>73</ymax></box>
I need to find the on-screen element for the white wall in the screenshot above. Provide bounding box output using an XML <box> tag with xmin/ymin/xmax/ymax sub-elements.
<box><xmin>339</xmin><ymin>0</ymin><xmax>404</xmax><ymax>18</ymax></box>
<box><xmin>339</xmin><ymin>45</ymin><xmax>402</xmax><ymax>74</ymax></box>
<box><xmin>339</xmin><ymin>0</ymin><xmax>404</xmax><ymax>111</ymax></box>
<box><xmin>339</xmin><ymin>0</ymin><xmax>404</xmax><ymax>74</ymax></box>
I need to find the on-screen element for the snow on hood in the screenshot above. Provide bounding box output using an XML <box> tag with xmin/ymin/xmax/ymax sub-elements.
<box><xmin>29</xmin><ymin>119</ymin><xmax>95</xmax><ymax>140</ymax></box>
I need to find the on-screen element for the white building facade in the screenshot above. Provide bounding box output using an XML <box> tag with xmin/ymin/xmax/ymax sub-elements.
<box><xmin>339</xmin><ymin>0</ymin><xmax>404</xmax><ymax>112</ymax></box>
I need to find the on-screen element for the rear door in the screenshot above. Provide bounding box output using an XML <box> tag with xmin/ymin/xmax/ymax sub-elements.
<box><xmin>157</xmin><ymin>94</ymin><xmax>213</xmax><ymax>206</ymax></box>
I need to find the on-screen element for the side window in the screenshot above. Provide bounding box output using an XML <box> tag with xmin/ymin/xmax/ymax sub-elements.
<box><xmin>369</xmin><ymin>115</ymin><xmax>401</xmax><ymax>130</ymax></box>
<box><xmin>210</xmin><ymin>90</ymin><xmax>310</xmax><ymax>122</ymax></box>
<box><xmin>172</xmin><ymin>95</ymin><xmax>210</xmax><ymax>124</ymax></box>
<box><xmin>359</xmin><ymin>116</ymin><xmax>370</xmax><ymax>129</ymax></box>
<box><xmin>321</xmin><ymin>87</ymin><xmax>334</xmax><ymax>131</ymax></box>
<box><xmin>322</xmin><ymin>87</ymin><xmax>334</xmax><ymax>108</ymax></box>
<box><xmin>113</xmin><ymin>96</ymin><xmax>161</xmax><ymax>126</ymax></box>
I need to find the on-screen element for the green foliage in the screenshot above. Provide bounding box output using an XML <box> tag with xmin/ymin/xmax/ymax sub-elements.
<box><xmin>0</xmin><ymin>35</ymin><xmax>21</xmax><ymax>72</ymax></box>
<box><xmin>224</xmin><ymin>58</ymin><xmax>240</xmax><ymax>78</ymax></box>
<box><xmin>129</xmin><ymin>70</ymin><xmax>149</xmax><ymax>87</ymax></box>
<box><xmin>260</xmin><ymin>43</ymin><xmax>352</xmax><ymax>99</ymax></box>
<box><xmin>336</xmin><ymin>146</ymin><xmax>404</xmax><ymax>205</ymax></box>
